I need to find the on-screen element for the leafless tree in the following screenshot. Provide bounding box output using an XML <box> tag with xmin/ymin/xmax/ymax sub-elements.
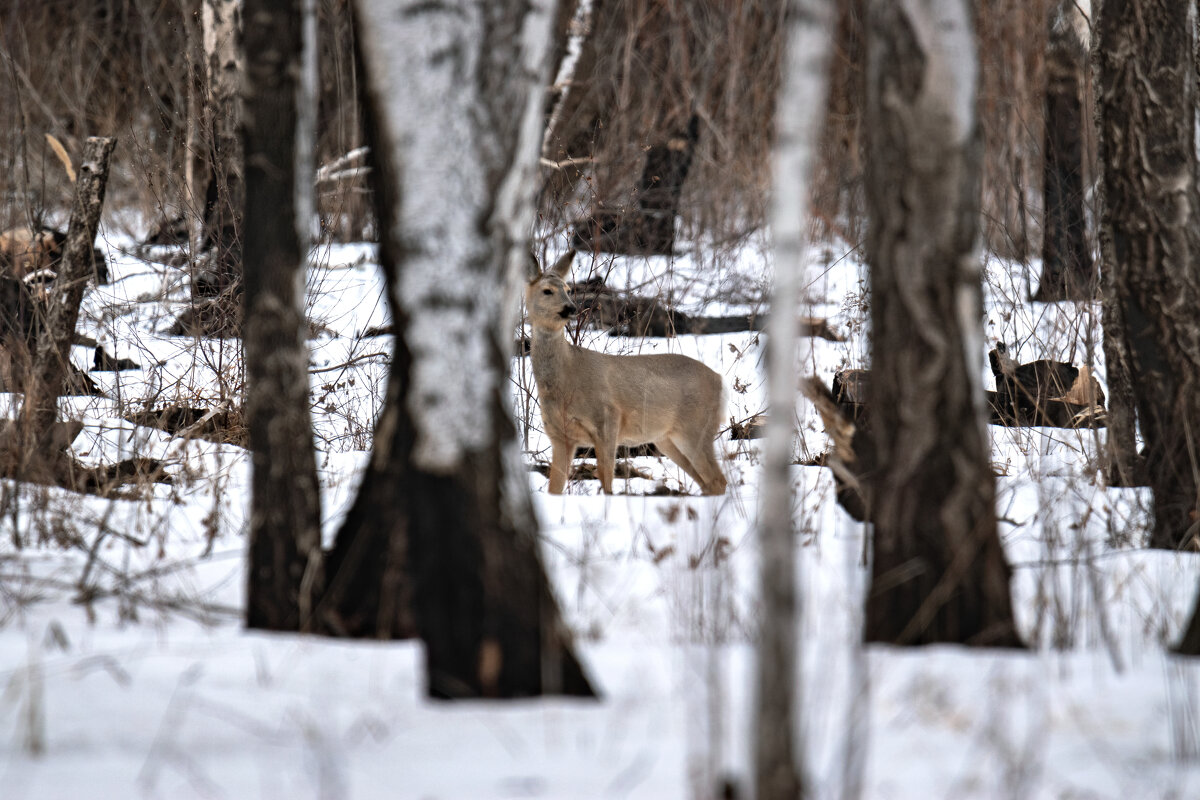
<box><xmin>241</xmin><ymin>0</ymin><xmax>324</xmax><ymax>631</ymax></box>
<box><xmin>8</xmin><ymin>137</ymin><xmax>115</xmax><ymax>483</ymax></box>
<box><xmin>863</xmin><ymin>0</ymin><xmax>1023</xmax><ymax>647</ymax></box>
<box><xmin>1033</xmin><ymin>0</ymin><xmax>1095</xmax><ymax>301</ymax></box>
<box><xmin>756</xmin><ymin>2</ymin><xmax>835</xmax><ymax>798</ymax></box>
<box><xmin>539</xmin><ymin>0</ymin><xmax>787</xmax><ymax>244</ymax></box>
<box><xmin>198</xmin><ymin>0</ymin><xmax>244</xmax><ymax>309</ymax></box>
<box><xmin>1095</xmin><ymin>0</ymin><xmax>1200</xmax><ymax>553</ymax></box>
<box><xmin>317</xmin><ymin>0</ymin><xmax>594</xmax><ymax>698</ymax></box>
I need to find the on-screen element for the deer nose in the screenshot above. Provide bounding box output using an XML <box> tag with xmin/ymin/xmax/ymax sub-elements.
<box><xmin>559</xmin><ymin>302</ymin><xmax>577</xmax><ymax>319</ymax></box>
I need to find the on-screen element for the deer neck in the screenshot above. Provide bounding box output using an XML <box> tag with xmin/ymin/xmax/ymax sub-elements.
<box><xmin>530</xmin><ymin>324</ymin><xmax>574</xmax><ymax>394</ymax></box>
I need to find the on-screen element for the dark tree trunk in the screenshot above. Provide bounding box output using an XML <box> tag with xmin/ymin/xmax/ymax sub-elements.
<box><xmin>1096</xmin><ymin>0</ymin><xmax>1200</xmax><ymax>551</ymax></box>
<box><xmin>1033</xmin><ymin>5</ymin><xmax>1096</xmax><ymax>302</ymax></box>
<box><xmin>813</xmin><ymin>0</ymin><xmax>866</xmax><ymax>234</ymax></box>
<box><xmin>241</xmin><ymin>0</ymin><xmax>325</xmax><ymax>632</ymax></box>
<box><xmin>633</xmin><ymin>114</ymin><xmax>700</xmax><ymax>249</ymax></box>
<box><xmin>320</xmin><ymin>0</ymin><xmax>595</xmax><ymax>699</ymax></box>
<box><xmin>8</xmin><ymin>137</ymin><xmax>115</xmax><ymax>480</ymax></box>
<box><xmin>540</xmin><ymin>0</ymin><xmax>614</xmax><ymax>198</ymax></box>
<box><xmin>571</xmin><ymin>116</ymin><xmax>700</xmax><ymax>255</ymax></box>
<box><xmin>1097</xmin><ymin>209</ymin><xmax>1143</xmax><ymax>486</ymax></box>
<box><xmin>863</xmin><ymin>0</ymin><xmax>1022</xmax><ymax>647</ymax></box>
<box><xmin>1178</xmin><ymin>599</ymin><xmax>1200</xmax><ymax>655</ymax></box>
<box><xmin>321</xmin><ymin>325</ymin><xmax>418</xmax><ymax>640</ymax></box>
<box><xmin>1090</xmin><ymin>5</ymin><xmax>1142</xmax><ymax>488</ymax></box>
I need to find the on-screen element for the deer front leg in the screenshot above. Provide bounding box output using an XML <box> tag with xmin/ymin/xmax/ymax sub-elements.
<box><xmin>593</xmin><ymin>419</ymin><xmax>619</xmax><ymax>494</ymax></box>
<box><xmin>548</xmin><ymin>437</ymin><xmax>575</xmax><ymax>494</ymax></box>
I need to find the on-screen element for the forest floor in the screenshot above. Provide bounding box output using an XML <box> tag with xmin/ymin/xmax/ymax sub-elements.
<box><xmin>1</xmin><ymin>233</ymin><xmax>1198</xmax><ymax>799</ymax></box>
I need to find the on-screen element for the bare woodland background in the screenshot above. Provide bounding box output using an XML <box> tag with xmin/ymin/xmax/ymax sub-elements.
<box><xmin>0</xmin><ymin>0</ymin><xmax>1072</xmax><ymax>260</ymax></box>
<box><xmin>4</xmin><ymin>0</ymin><xmax>1200</xmax><ymax>796</ymax></box>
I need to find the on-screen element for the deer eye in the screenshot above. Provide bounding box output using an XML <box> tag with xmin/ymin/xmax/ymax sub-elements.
<box><xmin>542</xmin><ymin>288</ymin><xmax>553</xmax><ymax>295</ymax></box>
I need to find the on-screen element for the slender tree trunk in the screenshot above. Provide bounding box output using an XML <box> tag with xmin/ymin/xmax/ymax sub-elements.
<box><xmin>571</xmin><ymin>116</ymin><xmax>700</xmax><ymax>255</ymax></box>
<box><xmin>182</xmin><ymin>0</ymin><xmax>204</xmax><ymax>249</ymax></box>
<box><xmin>1033</xmin><ymin>1</ymin><xmax>1096</xmax><ymax>302</ymax></box>
<box><xmin>813</xmin><ymin>0</ymin><xmax>866</xmax><ymax>234</ymax></box>
<box><xmin>200</xmin><ymin>0</ymin><xmax>244</xmax><ymax>304</ymax></box>
<box><xmin>1090</xmin><ymin>2</ymin><xmax>1142</xmax><ymax>488</ymax></box>
<box><xmin>1096</xmin><ymin>190</ymin><xmax>1142</xmax><ymax>486</ymax></box>
<box><xmin>1095</xmin><ymin>0</ymin><xmax>1200</xmax><ymax>551</ymax></box>
<box><xmin>320</xmin><ymin>0</ymin><xmax>594</xmax><ymax>699</ymax></box>
<box><xmin>241</xmin><ymin>0</ymin><xmax>324</xmax><ymax>631</ymax></box>
<box><xmin>863</xmin><ymin>0</ymin><xmax>1022</xmax><ymax>647</ymax></box>
<box><xmin>542</xmin><ymin>0</ymin><xmax>604</xmax><ymax>164</ymax></box>
<box><xmin>10</xmin><ymin>137</ymin><xmax>115</xmax><ymax>479</ymax></box>
<box><xmin>758</xmin><ymin>3</ymin><xmax>835</xmax><ymax>796</ymax></box>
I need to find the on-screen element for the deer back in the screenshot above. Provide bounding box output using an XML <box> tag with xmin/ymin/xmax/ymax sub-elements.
<box><xmin>526</xmin><ymin>252</ymin><xmax>723</xmax><ymax>446</ymax></box>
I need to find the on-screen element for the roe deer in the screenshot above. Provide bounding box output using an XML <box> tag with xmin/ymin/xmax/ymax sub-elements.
<box><xmin>526</xmin><ymin>250</ymin><xmax>727</xmax><ymax>495</ymax></box>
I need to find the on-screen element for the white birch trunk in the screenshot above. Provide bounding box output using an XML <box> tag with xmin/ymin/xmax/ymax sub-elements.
<box><xmin>541</xmin><ymin>0</ymin><xmax>594</xmax><ymax>160</ymax></box>
<box><xmin>756</xmin><ymin>2</ymin><xmax>835</xmax><ymax>798</ymax></box>
<box><xmin>201</xmin><ymin>0</ymin><xmax>244</xmax><ymax>273</ymax></box>
<box><xmin>181</xmin><ymin>0</ymin><xmax>204</xmax><ymax>249</ymax></box>
<box><xmin>295</xmin><ymin>0</ymin><xmax>319</xmax><ymax>252</ymax></box>
<box><xmin>341</xmin><ymin>0</ymin><xmax>594</xmax><ymax>699</ymax></box>
<box><xmin>353</xmin><ymin>0</ymin><xmax>556</xmax><ymax>476</ymax></box>
<box><xmin>202</xmin><ymin>0</ymin><xmax>243</xmax><ymax>143</ymax></box>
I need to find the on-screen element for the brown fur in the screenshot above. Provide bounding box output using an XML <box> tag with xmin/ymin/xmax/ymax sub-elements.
<box><xmin>0</xmin><ymin>226</ymin><xmax>107</xmax><ymax>284</ymax></box>
<box><xmin>0</xmin><ymin>227</ymin><xmax>65</xmax><ymax>279</ymax></box>
<box><xmin>1055</xmin><ymin>365</ymin><xmax>1106</xmax><ymax>408</ymax></box>
<box><xmin>526</xmin><ymin>251</ymin><xmax>727</xmax><ymax>495</ymax></box>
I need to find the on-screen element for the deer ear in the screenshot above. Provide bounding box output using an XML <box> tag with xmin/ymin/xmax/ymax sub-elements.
<box><xmin>526</xmin><ymin>249</ymin><xmax>543</xmax><ymax>282</ymax></box>
<box><xmin>549</xmin><ymin>249</ymin><xmax>576</xmax><ymax>279</ymax></box>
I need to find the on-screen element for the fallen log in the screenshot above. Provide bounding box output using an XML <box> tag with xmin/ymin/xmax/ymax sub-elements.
<box><xmin>124</xmin><ymin>404</ymin><xmax>247</xmax><ymax>447</ymax></box>
<box><xmin>91</xmin><ymin>345</ymin><xmax>141</xmax><ymax>372</ymax></box>
<box><xmin>0</xmin><ymin>419</ymin><xmax>170</xmax><ymax>498</ymax></box>
<box><xmin>569</xmin><ymin>277</ymin><xmax>841</xmax><ymax>340</ymax></box>
<box><xmin>802</xmin><ymin>375</ymin><xmax>873</xmax><ymax>523</ymax></box>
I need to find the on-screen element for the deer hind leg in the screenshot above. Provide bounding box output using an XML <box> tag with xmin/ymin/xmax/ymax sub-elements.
<box><xmin>656</xmin><ymin>437</ymin><xmax>708</xmax><ymax>495</ymax></box>
<box><xmin>666</xmin><ymin>432</ymin><xmax>727</xmax><ymax>496</ymax></box>
<box><xmin>548</xmin><ymin>437</ymin><xmax>576</xmax><ymax>494</ymax></box>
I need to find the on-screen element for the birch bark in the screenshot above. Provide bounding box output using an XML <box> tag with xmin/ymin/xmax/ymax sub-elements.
<box><xmin>756</xmin><ymin>2</ymin><xmax>835</xmax><ymax>798</ymax></box>
<box><xmin>200</xmin><ymin>0</ymin><xmax>244</xmax><ymax>300</ymax></box>
<box><xmin>322</xmin><ymin>0</ymin><xmax>594</xmax><ymax>698</ymax></box>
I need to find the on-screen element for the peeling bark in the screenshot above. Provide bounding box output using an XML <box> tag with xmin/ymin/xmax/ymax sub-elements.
<box><xmin>1095</xmin><ymin>0</ymin><xmax>1200</xmax><ymax>550</ymax></box>
<box><xmin>864</xmin><ymin>0</ymin><xmax>1022</xmax><ymax>647</ymax></box>
<box><xmin>323</xmin><ymin>0</ymin><xmax>595</xmax><ymax>698</ymax></box>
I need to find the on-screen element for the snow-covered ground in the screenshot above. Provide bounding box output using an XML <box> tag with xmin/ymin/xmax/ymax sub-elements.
<box><xmin>2</xmin><ymin>235</ymin><xmax>1199</xmax><ymax>799</ymax></box>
